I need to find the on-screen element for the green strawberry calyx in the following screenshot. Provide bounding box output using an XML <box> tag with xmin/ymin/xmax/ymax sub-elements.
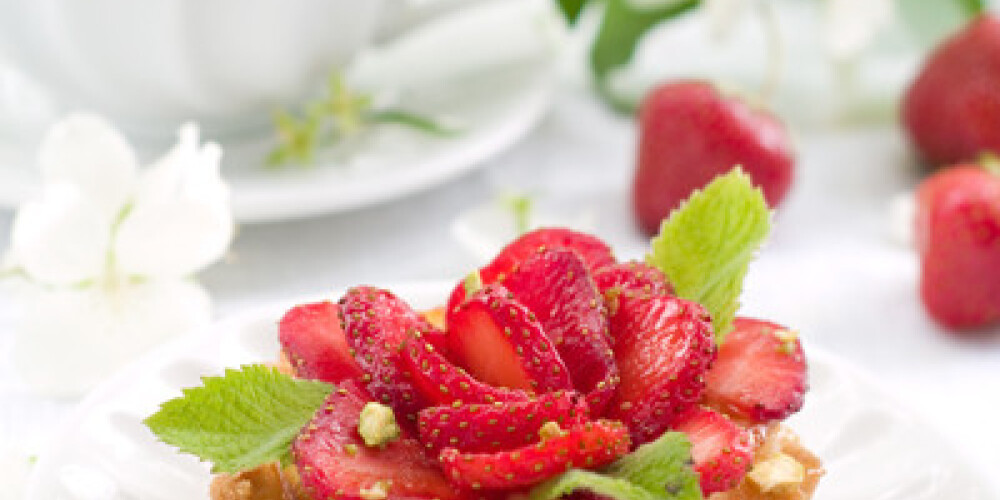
<box><xmin>979</xmin><ymin>152</ymin><xmax>1000</xmax><ymax>177</ymax></box>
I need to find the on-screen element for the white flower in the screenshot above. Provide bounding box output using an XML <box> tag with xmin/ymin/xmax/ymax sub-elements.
<box><xmin>824</xmin><ymin>0</ymin><xmax>893</xmax><ymax>61</ymax></box>
<box><xmin>703</xmin><ymin>0</ymin><xmax>894</xmax><ymax>60</ymax></box>
<box><xmin>4</xmin><ymin>113</ymin><xmax>233</xmax><ymax>396</ymax></box>
<box><xmin>0</xmin><ymin>448</ymin><xmax>33</xmax><ymax>500</ymax></box>
<box><xmin>704</xmin><ymin>0</ymin><xmax>751</xmax><ymax>42</ymax></box>
<box><xmin>12</xmin><ymin>280</ymin><xmax>211</xmax><ymax>396</ymax></box>
<box><xmin>888</xmin><ymin>190</ymin><xmax>917</xmax><ymax>248</ymax></box>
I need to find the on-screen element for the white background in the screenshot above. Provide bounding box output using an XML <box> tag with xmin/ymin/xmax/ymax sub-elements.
<box><xmin>2</xmin><ymin>10</ymin><xmax>1000</xmax><ymax>495</ymax></box>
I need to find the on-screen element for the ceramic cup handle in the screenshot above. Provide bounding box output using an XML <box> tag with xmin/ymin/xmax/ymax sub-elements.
<box><xmin>372</xmin><ymin>0</ymin><xmax>494</xmax><ymax>44</ymax></box>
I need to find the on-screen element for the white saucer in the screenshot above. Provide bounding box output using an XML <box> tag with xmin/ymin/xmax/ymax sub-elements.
<box><xmin>0</xmin><ymin>0</ymin><xmax>558</xmax><ymax>223</ymax></box>
<box><xmin>25</xmin><ymin>282</ymin><xmax>997</xmax><ymax>500</ymax></box>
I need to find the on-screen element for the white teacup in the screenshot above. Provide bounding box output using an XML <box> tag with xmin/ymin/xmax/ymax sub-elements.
<box><xmin>0</xmin><ymin>0</ymin><xmax>482</xmax><ymax>138</ymax></box>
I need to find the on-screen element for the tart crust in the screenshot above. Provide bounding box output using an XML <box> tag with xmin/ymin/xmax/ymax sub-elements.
<box><xmin>210</xmin><ymin>424</ymin><xmax>822</xmax><ymax>500</ymax></box>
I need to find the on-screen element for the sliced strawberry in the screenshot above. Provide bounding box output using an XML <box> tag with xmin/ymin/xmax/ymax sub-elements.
<box><xmin>418</xmin><ymin>391</ymin><xmax>589</xmax><ymax>454</ymax></box>
<box><xmin>673</xmin><ymin>406</ymin><xmax>756</xmax><ymax>495</ymax></box>
<box><xmin>447</xmin><ymin>284</ymin><xmax>572</xmax><ymax>394</ymax></box>
<box><xmin>293</xmin><ymin>380</ymin><xmax>465</xmax><ymax>500</ymax></box>
<box><xmin>340</xmin><ymin>286</ymin><xmax>436</xmax><ymax>426</ymax></box>
<box><xmin>593</xmin><ymin>261</ymin><xmax>673</xmax><ymax>299</ymax></box>
<box><xmin>502</xmin><ymin>249</ymin><xmax>619</xmax><ymax>414</ymax></box>
<box><xmin>704</xmin><ymin>317</ymin><xmax>807</xmax><ymax>423</ymax></box>
<box><xmin>438</xmin><ymin>420</ymin><xmax>630</xmax><ymax>490</ymax></box>
<box><xmin>279</xmin><ymin>301</ymin><xmax>363</xmax><ymax>384</ymax></box>
<box><xmin>605</xmin><ymin>292</ymin><xmax>715</xmax><ymax>446</ymax></box>
<box><xmin>401</xmin><ymin>330</ymin><xmax>531</xmax><ymax>407</ymax></box>
<box><xmin>446</xmin><ymin>228</ymin><xmax>616</xmax><ymax>313</ymax></box>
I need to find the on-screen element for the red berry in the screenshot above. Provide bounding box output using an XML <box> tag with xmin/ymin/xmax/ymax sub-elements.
<box><xmin>903</xmin><ymin>15</ymin><xmax>1000</xmax><ymax>165</ymax></box>
<box><xmin>501</xmin><ymin>248</ymin><xmax>620</xmax><ymax>414</ymax></box>
<box><xmin>278</xmin><ymin>301</ymin><xmax>363</xmax><ymax>384</ymax></box>
<box><xmin>704</xmin><ymin>317</ymin><xmax>807</xmax><ymax>422</ymax></box>
<box><xmin>340</xmin><ymin>286</ymin><xmax>437</xmax><ymax>426</ymax></box>
<box><xmin>633</xmin><ymin>80</ymin><xmax>794</xmax><ymax>236</ymax></box>
<box><xmin>447</xmin><ymin>284</ymin><xmax>573</xmax><ymax>394</ymax></box>
<box><xmin>417</xmin><ymin>391</ymin><xmax>588</xmax><ymax>454</ymax></box>
<box><xmin>593</xmin><ymin>261</ymin><xmax>673</xmax><ymax>300</ymax></box>
<box><xmin>401</xmin><ymin>328</ymin><xmax>531</xmax><ymax>407</ymax></box>
<box><xmin>605</xmin><ymin>292</ymin><xmax>715</xmax><ymax>446</ymax></box>
<box><xmin>446</xmin><ymin>228</ymin><xmax>615</xmax><ymax>313</ymax></box>
<box><xmin>673</xmin><ymin>406</ymin><xmax>756</xmax><ymax>496</ymax></box>
<box><xmin>438</xmin><ymin>420</ymin><xmax>630</xmax><ymax>490</ymax></box>
<box><xmin>292</xmin><ymin>380</ymin><xmax>464</xmax><ymax>500</ymax></box>
<box><xmin>916</xmin><ymin>165</ymin><xmax>1000</xmax><ymax>329</ymax></box>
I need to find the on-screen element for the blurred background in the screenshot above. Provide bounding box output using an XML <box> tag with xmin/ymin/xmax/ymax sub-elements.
<box><xmin>1</xmin><ymin>0</ymin><xmax>999</xmax><ymax>498</ymax></box>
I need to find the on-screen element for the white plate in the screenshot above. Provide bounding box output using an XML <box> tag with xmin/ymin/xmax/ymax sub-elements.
<box><xmin>26</xmin><ymin>282</ymin><xmax>997</xmax><ymax>500</ymax></box>
<box><xmin>0</xmin><ymin>0</ymin><xmax>556</xmax><ymax>223</ymax></box>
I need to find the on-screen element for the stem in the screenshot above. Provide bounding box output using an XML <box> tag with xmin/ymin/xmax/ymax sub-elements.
<box><xmin>463</xmin><ymin>271</ymin><xmax>483</xmax><ymax>300</ymax></box>
<box><xmin>508</xmin><ymin>195</ymin><xmax>534</xmax><ymax>236</ymax></box>
<box><xmin>979</xmin><ymin>152</ymin><xmax>1000</xmax><ymax>177</ymax></box>
<box><xmin>367</xmin><ymin>109</ymin><xmax>458</xmax><ymax>137</ymax></box>
<box><xmin>755</xmin><ymin>0</ymin><xmax>783</xmax><ymax>105</ymax></box>
<box><xmin>0</xmin><ymin>267</ymin><xmax>25</xmax><ymax>281</ymax></box>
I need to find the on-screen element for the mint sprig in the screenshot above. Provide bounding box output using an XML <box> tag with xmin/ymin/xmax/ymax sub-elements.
<box><xmin>647</xmin><ymin>168</ymin><xmax>771</xmax><ymax>342</ymax></box>
<box><xmin>531</xmin><ymin>432</ymin><xmax>702</xmax><ymax>500</ymax></box>
<box><xmin>144</xmin><ymin>365</ymin><xmax>332</xmax><ymax>473</ymax></box>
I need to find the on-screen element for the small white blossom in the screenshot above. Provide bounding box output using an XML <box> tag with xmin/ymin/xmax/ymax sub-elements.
<box><xmin>824</xmin><ymin>0</ymin><xmax>894</xmax><ymax>61</ymax></box>
<box><xmin>4</xmin><ymin>113</ymin><xmax>233</xmax><ymax>396</ymax></box>
<box><xmin>704</xmin><ymin>0</ymin><xmax>894</xmax><ymax>60</ymax></box>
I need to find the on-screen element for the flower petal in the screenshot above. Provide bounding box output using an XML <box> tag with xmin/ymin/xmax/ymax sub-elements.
<box><xmin>825</xmin><ymin>0</ymin><xmax>894</xmax><ymax>60</ymax></box>
<box><xmin>113</xmin><ymin>199</ymin><xmax>234</xmax><ymax>279</ymax></box>
<box><xmin>888</xmin><ymin>191</ymin><xmax>916</xmax><ymax>248</ymax></box>
<box><xmin>38</xmin><ymin>113</ymin><xmax>138</xmax><ymax>219</ymax></box>
<box><xmin>13</xmin><ymin>279</ymin><xmax>211</xmax><ymax>397</ymax></box>
<box><xmin>10</xmin><ymin>183</ymin><xmax>110</xmax><ymax>285</ymax></box>
<box><xmin>114</xmin><ymin>123</ymin><xmax>233</xmax><ymax>279</ymax></box>
<box><xmin>0</xmin><ymin>448</ymin><xmax>32</xmax><ymax>500</ymax></box>
<box><xmin>704</xmin><ymin>0</ymin><xmax>750</xmax><ymax>41</ymax></box>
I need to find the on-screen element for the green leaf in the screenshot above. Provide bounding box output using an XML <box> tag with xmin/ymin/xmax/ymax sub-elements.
<box><xmin>144</xmin><ymin>365</ymin><xmax>332</xmax><ymax>474</ymax></box>
<box><xmin>605</xmin><ymin>432</ymin><xmax>702</xmax><ymax>500</ymax></box>
<box><xmin>590</xmin><ymin>0</ymin><xmax>699</xmax><ymax>113</ymax></box>
<box><xmin>556</xmin><ymin>0</ymin><xmax>590</xmax><ymax>25</ymax></box>
<box><xmin>896</xmin><ymin>0</ymin><xmax>986</xmax><ymax>46</ymax></box>
<box><xmin>531</xmin><ymin>470</ymin><xmax>660</xmax><ymax>500</ymax></box>
<box><xmin>530</xmin><ymin>432</ymin><xmax>702</xmax><ymax>500</ymax></box>
<box><xmin>646</xmin><ymin>168</ymin><xmax>770</xmax><ymax>342</ymax></box>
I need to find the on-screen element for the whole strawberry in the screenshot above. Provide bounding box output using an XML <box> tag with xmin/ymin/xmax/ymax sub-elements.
<box><xmin>916</xmin><ymin>162</ymin><xmax>1000</xmax><ymax>329</ymax></box>
<box><xmin>903</xmin><ymin>15</ymin><xmax>1000</xmax><ymax>166</ymax></box>
<box><xmin>633</xmin><ymin>81</ymin><xmax>794</xmax><ymax>236</ymax></box>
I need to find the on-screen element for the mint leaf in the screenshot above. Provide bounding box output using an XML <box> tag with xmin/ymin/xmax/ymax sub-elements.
<box><xmin>605</xmin><ymin>432</ymin><xmax>702</xmax><ymax>500</ymax></box>
<box><xmin>530</xmin><ymin>432</ymin><xmax>702</xmax><ymax>500</ymax></box>
<box><xmin>531</xmin><ymin>469</ymin><xmax>660</xmax><ymax>500</ymax></box>
<box><xmin>144</xmin><ymin>365</ymin><xmax>332</xmax><ymax>474</ymax></box>
<box><xmin>897</xmin><ymin>0</ymin><xmax>986</xmax><ymax>47</ymax></box>
<box><xmin>590</xmin><ymin>0</ymin><xmax>699</xmax><ymax>112</ymax></box>
<box><xmin>647</xmin><ymin>168</ymin><xmax>770</xmax><ymax>342</ymax></box>
<box><xmin>557</xmin><ymin>0</ymin><xmax>590</xmax><ymax>25</ymax></box>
